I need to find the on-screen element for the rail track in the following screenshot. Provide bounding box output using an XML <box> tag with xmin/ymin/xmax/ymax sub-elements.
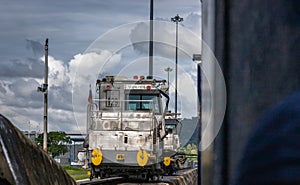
<box><xmin>77</xmin><ymin>167</ymin><xmax>197</xmax><ymax>185</ymax></box>
<box><xmin>77</xmin><ymin>177</ymin><xmax>166</xmax><ymax>185</ymax></box>
<box><xmin>77</xmin><ymin>177</ymin><xmax>125</xmax><ymax>185</ymax></box>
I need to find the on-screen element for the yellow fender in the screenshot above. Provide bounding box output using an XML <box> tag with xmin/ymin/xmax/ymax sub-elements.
<box><xmin>163</xmin><ymin>157</ymin><xmax>171</xmax><ymax>166</ymax></box>
<box><xmin>136</xmin><ymin>150</ymin><xmax>149</xmax><ymax>167</ymax></box>
<box><xmin>91</xmin><ymin>149</ymin><xmax>102</xmax><ymax>166</ymax></box>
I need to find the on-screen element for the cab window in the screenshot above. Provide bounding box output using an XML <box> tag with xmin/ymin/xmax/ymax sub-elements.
<box><xmin>126</xmin><ymin>94</ymin><xmax>160</xmax><ymax>113</ymax></box>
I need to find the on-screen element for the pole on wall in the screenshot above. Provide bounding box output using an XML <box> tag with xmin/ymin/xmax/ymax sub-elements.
<box><xmin>43</xmin><ymin>38</ymin><xmax>48</xmax><ymax>152</ymax></box>
<box><xmin>37</xmin><ymin>38</ymin><xmax>48</xmax><ymax>152</ymax></box>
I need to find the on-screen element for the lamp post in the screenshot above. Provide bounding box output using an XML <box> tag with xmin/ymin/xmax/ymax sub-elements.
<box><xmin>171</xmin><ymin>14</ymin><xmax>183</xmax><ymax>119</ymax></box>
<box><xmin>148</xmin><ymin>0</ymin><xmax>154</xmax><ymax>78</ymax></box>
<box><xmin>164</xmin><ymin>67</ymin><xmax>173</xmax><ymax>92</ymax></box>
<box><xmin>37</xmin><ymin>38</ymin><xmax>48</xmax><ymax>152</ymax></box>
<box><xmin>43</xmin><ymin>39</ymin><xmax>48</xmax><ymax>152</ymax></box>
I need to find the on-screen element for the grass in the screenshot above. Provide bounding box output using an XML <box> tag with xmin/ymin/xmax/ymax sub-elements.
<box><xmin>62</xmin><ymin>165</ymin><xmax>90</xmax><ymax>181</ymax></box>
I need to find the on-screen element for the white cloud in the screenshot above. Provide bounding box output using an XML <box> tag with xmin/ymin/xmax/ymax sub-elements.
<box><xmin>48</xmin><ymin>56</ymin><xmax>68</xmax><ymax>87</ymax></box>
<box><xmin>183</xmin><ymin>12</ymin><xmax>201</xmax><ymax>34</ymax></box>
<box><xmin>0</xmin><ymin>106</ymin><xmax>41</xmax><ymax>131</ymax></box>
<box><xmin>130</xmin><ymin>19</ymin><xmax>201</xmax><ymax>59</ymax></box>
<box><xmin>0</xmin><ymin>50</ymin><xmax>199</xmax><ymax>132</ymax></box>
<box><xmin>68</xmin><ymin>51</ymin><xmax>121</xmax><ymax>85</ymax></box>
<box><xmin>69</xmin><ymin>51</ymin><xmax>122</xmax><ymax>130</ymax></box>
<box><xmin>0</xmin><ymin>50</ymin><xmax>124</xmax><ymax>132</ymax></box>
<box><xmin>167</xmin><ymin>65</ymin><xmax>198</xmax><ymax>119</ymax></box>
<box><xmin>114</xmin><ymin>55</ymin><xmax>198</xmax><ymax>119</ymax></box>
<box><xmin>0</xmin><ymin>0</ymin><xmax>202</xmax><ymax>133</ymax></box>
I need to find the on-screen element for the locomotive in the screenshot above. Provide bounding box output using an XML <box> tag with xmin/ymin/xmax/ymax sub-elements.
<box><xmin>84</xmin><ymin>75</ymin><xmax>170</xmax><ymax>180</ymax></box>
<box><xmin>162</xmin><ymin>111</ymin><xmax>186</xmax><ymax>175</ymax></box>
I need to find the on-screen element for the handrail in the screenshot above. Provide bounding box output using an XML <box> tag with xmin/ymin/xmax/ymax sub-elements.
<box><xmin>87</xmin><ymin>99</ymin><xmax>156</xmax><ymax>132</ymax></box>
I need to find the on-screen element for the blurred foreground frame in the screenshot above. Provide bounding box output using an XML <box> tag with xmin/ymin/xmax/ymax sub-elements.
<box><xmin>202</xmin><ymin>0</ymin><xmax>300</xmax><ymax>185</ymax></box>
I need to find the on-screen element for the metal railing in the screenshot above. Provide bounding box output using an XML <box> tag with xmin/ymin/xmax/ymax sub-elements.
<box><xmin>87</xmin><ymin>99</ymin><xmax>159</xmax><ymax>132</ymax></box>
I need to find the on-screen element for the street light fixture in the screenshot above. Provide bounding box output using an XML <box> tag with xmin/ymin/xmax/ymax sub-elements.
<box><xmin>164</xmin><ymin>67</ymin><xmax>173</xmax><ymax>94</ymax></box>
<box><xmin>171</xmin><ymin>14</ymin><xmax>183</xmax><ymax>119</ymax></box>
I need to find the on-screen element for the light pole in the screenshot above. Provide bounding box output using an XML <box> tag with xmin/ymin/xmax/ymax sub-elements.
<box><xmin>164</xmin><ymin>67</ymin><xmax>173</xmax><ymax>93</ymax></box>
<box><xmin>171</xmin><ymin>14</ymin><xmax>183</xmax><ymax>119</ymax></box>
<box><xmin>37</xmin><ymin>38</ymin><xmax>48</xmax><ymax>152</ymax></box>
<box><xmin>148</xmin><ymin>0</ymin><xmax>154</xmax><ymax>78</ymax></box>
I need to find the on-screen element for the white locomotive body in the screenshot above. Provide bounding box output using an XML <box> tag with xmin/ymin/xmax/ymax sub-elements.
<box><xmin>85</xmin><ymin>75</ymin><xmax>169</xmax><ymax>180</ymax></box>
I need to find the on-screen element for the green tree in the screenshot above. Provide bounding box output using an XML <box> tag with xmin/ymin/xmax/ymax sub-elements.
<box><xmin>35</xmin><ymin>131</ymin><xmax>71</xmax><ymax>158</ymax></box>
<box><xmin>178</xmin><ymin>143</ymin><xmax>198</xmax><ymax>162</ymax></box>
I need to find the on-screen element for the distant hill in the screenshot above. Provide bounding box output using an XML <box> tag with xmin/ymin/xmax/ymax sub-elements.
<box><xmin>179</xmin><ymin>117</ymin><xmax>199</xmax><ymax>147</ymax></box>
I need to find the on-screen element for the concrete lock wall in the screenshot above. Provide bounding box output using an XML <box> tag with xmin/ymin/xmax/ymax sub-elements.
<box><xmin>0</xmin><ymin>114</ymin><xmax>76</xmax><ymax>185</ymax></box>
<box><xmin>202</xmin><ymin>0</ymin><xmax>300</xmax><ymax>185</ymax></box>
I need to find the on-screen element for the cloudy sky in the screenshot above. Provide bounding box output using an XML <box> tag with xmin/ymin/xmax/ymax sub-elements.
<box><xmin>0</xmin><ymin>0</ymin><xmax>202</xmax><ymax>133</ymax></box>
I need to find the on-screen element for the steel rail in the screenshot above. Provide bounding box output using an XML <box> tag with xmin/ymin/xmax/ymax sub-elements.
<box><xmin>77</xmin><ymin>177</ymin><xmax>124</xmax><ymax>185</ymax></box>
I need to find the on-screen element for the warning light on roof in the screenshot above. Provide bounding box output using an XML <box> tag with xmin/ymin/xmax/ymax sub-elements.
<box><xmin>140</xmin><ymin>76</ymin><xmax>145</xmax><ymax>80</ymax></box>
<box><xmin>133</xmin><ymin>75</ymin><xmax>138</xmax><ymax>80</ymax></box>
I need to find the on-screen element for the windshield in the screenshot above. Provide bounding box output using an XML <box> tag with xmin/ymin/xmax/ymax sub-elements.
<box><xmin>126</xmin><ymin>94</ymin><xmax>161</xmax><ymax>113</ymax></box>
<box><xmin>165</xmin><ymin>124</ymin><xmax>177</xmax><ymax>134</ymax></box>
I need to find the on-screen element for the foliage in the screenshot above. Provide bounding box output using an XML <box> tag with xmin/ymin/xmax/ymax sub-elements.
<box><xmin>179</xmin><ymin>143</ymin><xmax>198</xmax><ymax>162</ymax></box>
<box><xmin>35</xmin><ymin>131</ymin><xmax>71</xmax><ymax>158</ymax></box>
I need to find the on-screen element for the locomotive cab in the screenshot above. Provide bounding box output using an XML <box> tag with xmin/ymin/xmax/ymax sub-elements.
<box><xmin>85</xmin><ymin>75</ymin><xmax>169</xmax><ymax>180</ymax></box>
